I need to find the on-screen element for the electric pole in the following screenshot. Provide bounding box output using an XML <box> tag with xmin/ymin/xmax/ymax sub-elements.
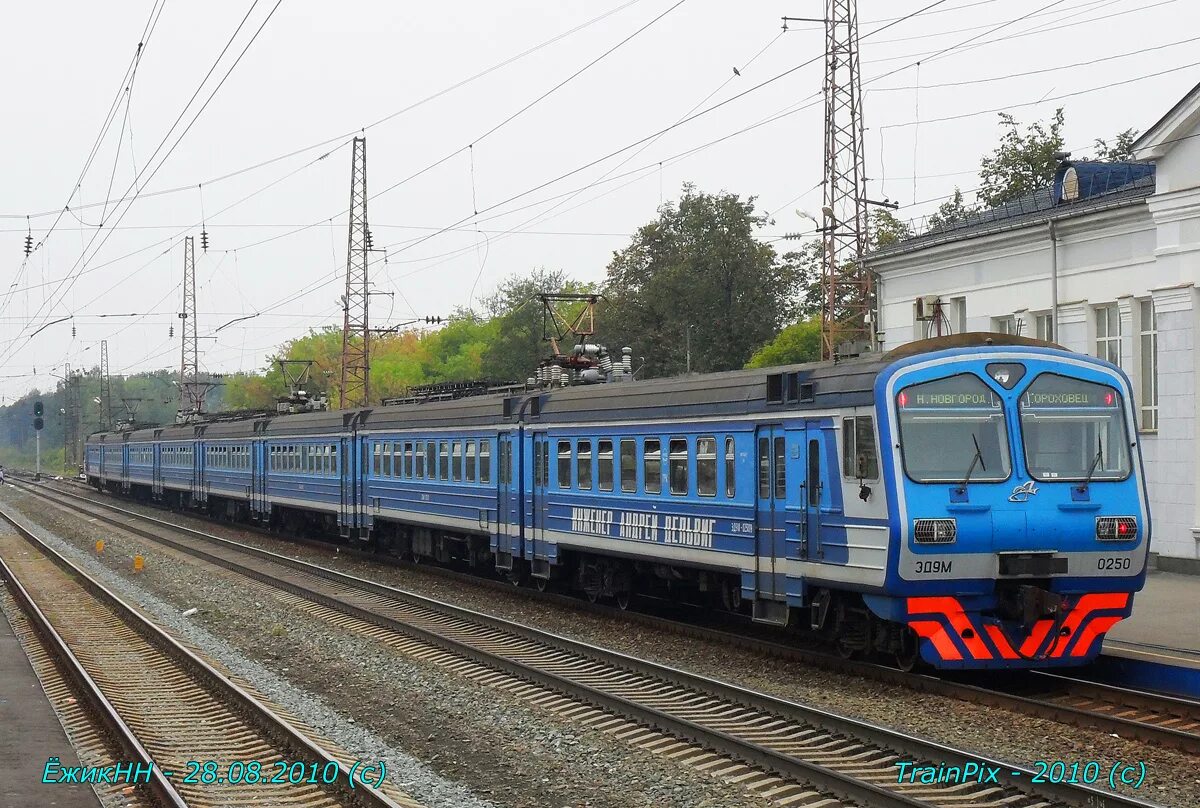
<box><xmin>176</xmin><ymin>236</ymin><xmax>216</xmax><ymax>422</ymax></box>
<box><xmin>62</xmin><ymin>363</ymin><xmax>79</xmax><ymax>471</ymax></box>
<box><xmin>786</xmin><ymin>1</ymin><xmax>871</xmax><ymax>359</ymax></box>
<box><xmin>100</xmin><ymin>340</ymin><xmax>112</xmax><ymax>430</ymax></box>
<box><xmin>340</xmin><ymin>136</ymin><xmax>370</xmax><ymax>409</ymax></box>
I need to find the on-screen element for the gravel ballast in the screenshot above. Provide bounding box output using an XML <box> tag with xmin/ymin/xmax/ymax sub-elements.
<box><xmin>29</xmin><ymin>484</ymin><xmax>1200</xmax><ymax>807</ymax></box>
<box><xmin>1</xmin><ymin>487</ymin><xmax>777</xmax><ymax>808</ymax></box>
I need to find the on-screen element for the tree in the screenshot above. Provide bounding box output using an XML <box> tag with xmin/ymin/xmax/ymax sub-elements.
<box><xmin>926</xmin><ymin>187</ymin><xmax>978</xmax><ymax>232</ymax></box>
<box><xmin>978</xmin><ymin>108</ymin><xmax>1066</xmax><ymax>208</ymax></box>
<box><xmin>745</xmin><ymin>319</ymin><xmax>821</xmax><ymax>368</ymax></box>
<box><xmin>478</xmin><ymin>268</ymin><xmax>594</xmax><ymax>383</ymax></box>
<box><xmin>1093</xmin><ymin>128</ymin><xmax>1139</xmax><ymax>161</ymax></box>
<box><xmin>869</xmin><ymin>209</ymin><xmax>913</xmax><ymax>249</ymax></box>
<box><xmin>604</xmin><ymin>184</ymin><xmax>804</xmax><ymax>377</ymax></box>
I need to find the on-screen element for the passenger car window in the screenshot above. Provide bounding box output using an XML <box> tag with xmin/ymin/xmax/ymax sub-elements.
<box><xmin>842</xmin><ymin>416</ymin><xmax>879</xmax><ymax>480</ymax></box>
<box><xmin>725</xmin><ymin>437</ymin><xmax>736</xmax><ymax>498</ymax></box>
<box><xmin>466</xmin><ymin>441</ymin><xmax>476</xmax><ymax>482</ymax></box>
<box><xmin>480</xmin><ymin>440</ymin><xmax>491</xmax><ymax>483</ymax></box>
<box><xmin>577</xmin><ymin>440</ymin><xmax>592</xmax><ymax>490</ymax></box>
<box><xmin>439</xmin><ymin>442</ymin><xmax>450</xmax><ymax>480</ymax></box>
<box><xmin>643</xmin><ymin>439</ymin><xmax>661</xmax><ymax>494</ymax></box>
<box><xmin>451</xmin><ymin>441</ymin><xmax>462</xmax><ymax>481</ymax></box>
<box><xmin>669</xmin><ymin>438</ymin><xmax>688</xmax><ymax>495</ymax></box>
<box><xmin>697</xmin><ymin>437</ymin><xmax>716</xmax><ymax>497</ymax></box>
<box><xmin>558</xmin><ymin>441</ymin><xmax>572</xmax><ymax>488</ymax></box>
<box><xmin>598</xmin><ymin>440</ymin><xmax>614</xmax><ymax>491</ymax></box>
<box><xmin>620</xmin><ymin>439</ymin><xmax>637</xmax><ymax>492</ymax></box>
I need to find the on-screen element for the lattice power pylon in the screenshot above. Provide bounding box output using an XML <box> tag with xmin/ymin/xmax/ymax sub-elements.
<box><xmin>99</xmin><ymin>340</ymin><xmax>113</xmax><ymax>430</ymax></box>
<box><xmin>340</xmin><ymin>136</ymin><xmax>371</xmax><ymax>409</ymax></box>
<box><xmin>819</xmin><ymin>0</ymin><xmax>870</xmax><ymax>359</ymax></box>
<box><xmin>177</xmin><ymin>235</ymin><xmax>214</xmax><ymax>422</ymax></box>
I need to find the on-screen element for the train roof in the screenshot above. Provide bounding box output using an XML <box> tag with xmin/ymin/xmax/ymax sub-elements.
<box><xmin>88</xmin><ymin>333</ymin><xmax>1066</xmax><ymax>442</ymax></box>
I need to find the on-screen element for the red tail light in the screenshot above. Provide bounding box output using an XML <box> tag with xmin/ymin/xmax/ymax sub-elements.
<box><xmin>1096</xmin><ymin>516</ymin><xmax>1137</xmax><ymax>541</ymax></box>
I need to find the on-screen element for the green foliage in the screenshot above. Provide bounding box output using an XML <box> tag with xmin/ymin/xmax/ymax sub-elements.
<box><xmin>978</xmin><ymin>108</ymin><xmax>1066</xmax><ymax>208</ymax></box>
<box><xmin>745</xmin><ymin>319</ymin><xmax>821</xmax><ymax>368</ymax></box>
<box><xmin>869</xmin><ymin>209</ymin><xmax>913</xmax><ymax>249</ymax></box>
<box><xmin>478</xmin><ymin>268</ymin><xmax>593</xmax><ymax>383</ymax></box>
<box><xmin>1092</xmin><ymin>128</ymin><xmax>1140</xmax><ymax>161</ymax></box>
<box><xmin>604</xmin><ymin>184</ymin><xmax>807</xmax><ymax>377</ymax></box>
<box><xmin>927</xmin><ymin>187</ymin><xmax>979</xmax><ymax>232</ymax></box>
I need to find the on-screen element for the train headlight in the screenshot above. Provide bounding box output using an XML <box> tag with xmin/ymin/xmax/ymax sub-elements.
<box><xmin>913</xmin><ymin>518</ymin><xmax>956</xmax><ymax>544</ymax></box>
<box><xmin>1096</xmin><ymin>516</ymin><xmax>1137</xmax><ymax>541</ymax></box>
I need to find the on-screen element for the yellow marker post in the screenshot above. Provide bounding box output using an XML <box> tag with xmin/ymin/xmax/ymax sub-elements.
<box><xmin>132</xmin><ymin>554</ymin><xmax>144</xmax><ymax>574</ymax></box>
<box><xmin>94</xmin><ymin>540</ymin><xmax>105</xmax><ymax>554</ymax></box>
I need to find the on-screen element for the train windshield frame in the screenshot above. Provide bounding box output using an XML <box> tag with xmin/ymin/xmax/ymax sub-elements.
<box><xmin>895</xmin><ymin>373</ymin><xmax>1012</xmax><ymax>484</ymax></box>
<box><xmin>1019</xmin><ymin>372</ymin><xmax>1132</xmax><ymax>482</ymax></box>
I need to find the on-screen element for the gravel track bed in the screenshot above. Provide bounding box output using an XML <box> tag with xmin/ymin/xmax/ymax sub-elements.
<box><xmin>47</xmin><ymin>486</ymin><xmax>1200</xmax><ymax>807</ymax></box>
<box><xmin>3</xmin><ymin>486</ymin><xmax>776</xmax><ymax>808</ymax></box>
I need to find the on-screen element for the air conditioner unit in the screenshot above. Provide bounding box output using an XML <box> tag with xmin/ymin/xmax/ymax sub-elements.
<box><xmin>914</xmin><ymin>295</ymin><xmax>940</xmax><ymax>321</ymax></box>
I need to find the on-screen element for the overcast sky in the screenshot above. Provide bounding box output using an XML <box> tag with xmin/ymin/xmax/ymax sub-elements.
<box><xmin>1</xmin><ymin>0</ymin><xmax>1195</xmax><ymax>401</ymax></box>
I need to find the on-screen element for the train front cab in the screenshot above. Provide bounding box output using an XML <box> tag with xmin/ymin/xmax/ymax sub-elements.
<box><xmin>870</xmin><ymin>347</ymin><xmax>1149</xmax><ymax>669</ymax></box>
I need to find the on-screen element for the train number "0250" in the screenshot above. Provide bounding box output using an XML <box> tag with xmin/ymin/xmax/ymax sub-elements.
<box><xmin>1097</xmin><ymin>557</ymin><xmax>1131</xmax><ymax>571</ymax></box>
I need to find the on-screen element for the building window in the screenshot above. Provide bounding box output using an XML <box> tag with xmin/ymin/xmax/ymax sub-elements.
<box><xmin>1095</xmin><ymin>304</ymin><xmax>1121</xmax><ymax>365</ymax></box>
<box><xmin>1035</xmin><ymin>312</ymin><xmax>1053</xmax><ymax>343</ymax></box>
<box><xmin>992</xmin><ymin>315</ymin><xmax>1016</xmax><ymax>335</ymax></box>
<box><xmin>1140</xmin><ymin>299</ymin><xmax>1158</xmax><ymax>430</ymax></box>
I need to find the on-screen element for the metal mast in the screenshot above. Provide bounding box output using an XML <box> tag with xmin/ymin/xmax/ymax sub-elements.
<box><xmin>340</xmin><ymin>136</ymin><xmax>370</xmax><ymax>409</ymax></box>
<box><xmin>177</xmin><ymin>235</ymin><xmax>205</xmax><ymax>421</ymax></box>
<box><xmin>819</xmin><ymin>0</ymin><xmax>869</xmax><ymax>359</ymax></box>
<box><xmin>62</xmin><ymin>364</ymin><xmax>79</xmax><ymax>470</ymax></box>
<box><xmin>99</xmin><ymin>341</ymin><xmax>112</xmax><ymax>430</ymax></box>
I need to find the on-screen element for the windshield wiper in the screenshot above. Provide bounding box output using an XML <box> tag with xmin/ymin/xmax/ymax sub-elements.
<box><xmin>1079</xmin><ymin>435</ymin><xmax>1104</xmax><ymax>492</ymax></box>
<box><xmin>956</xmin><ymin>434</ymin><xmax>986</xmax><ymax>496</ymax></box>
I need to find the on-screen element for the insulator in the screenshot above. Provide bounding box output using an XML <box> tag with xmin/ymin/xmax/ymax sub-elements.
<box><xmin>200</xmin><ymin>229</ymin><xmax>209</xmax><ymax>252</ymax></box>
<box><xmin>365</xmin><ymin>229</ymin><xmax>373</xmax><ymax>249</ymax></box>
<box><xmin>169</xmin><ymin>325</ymin><xmax>174</xmax><ymax>338</ymax></box>
<box><xmin>71</xmin><ymin>325</ymin><xmax>76</xmax><ymax>338</ymax></box>
<box><xmin>599</xmin><ymin>353</ymin><xmax>613</xmax><ymax>375</ymax></box>
<box><xmin>23</xmin><ymin>234</ymin><xmax>32</xmax><ymax>257</ymax></box>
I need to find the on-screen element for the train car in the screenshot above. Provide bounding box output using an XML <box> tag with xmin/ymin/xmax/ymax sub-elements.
<box><xmin>84</xmin><ymin>334</ymin><xmax>1150</xmax><ymax>669</ymax></box>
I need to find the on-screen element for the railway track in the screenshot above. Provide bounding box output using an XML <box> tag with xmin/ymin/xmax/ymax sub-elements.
<box><xmin>5</xmin><ymin>478</ymin><xmax>1172</xmax><ymax>808</ymax></box>
<box><xmin>25</xmin><ymin>476</ymin><xmax>1200</xmax><ymax>757</ymax></box>
<box><xmin>0</xmin><ymin>504</ymin><xmax>408</xmax><ymax>808</ymax></box>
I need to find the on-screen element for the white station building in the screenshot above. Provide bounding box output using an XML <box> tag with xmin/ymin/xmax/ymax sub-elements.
<box><xmin>871</xmin><ymin>82</ymin><xmax>1200</xmax><ymax>572</ymax></box>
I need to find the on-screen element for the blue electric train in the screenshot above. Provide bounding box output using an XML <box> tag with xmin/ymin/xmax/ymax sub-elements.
<box><xmin>85</xmin><ymin>334</ymin><xmax>1150</xmax><ymax>669</ymax></box>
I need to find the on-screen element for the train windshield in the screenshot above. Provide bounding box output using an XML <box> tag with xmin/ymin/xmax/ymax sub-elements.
<box><xmin>1019</xmin><ymin>374</ymin><xmax>1131</xmax><ymax>481</ymax></box>
<box><xmin>896</xmin><ymin>374</ymin><xmax>1011</xmax><ymax>483</ymax></box>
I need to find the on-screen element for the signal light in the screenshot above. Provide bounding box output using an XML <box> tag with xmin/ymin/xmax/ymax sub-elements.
<box><xmin>898</xmin><ymin>391</ymin><xmax>908</xmax><ymax>408</ymax></box>
<box><xmin>34</xmin><ymin>401</ymin><xmax>43</xmax><ymax>417</ymax></box>
<box><xmin>1105</xmin><ymin>392</ymin><xmax>1114</xmax><ymax>406</ymax></box>
<box><xmin>1096</xmin><ymin>516</ymin><xmax>1137</xmax><ymax>541</ymax></box>
<box><xmin>34</xmin><ymin>417</ymin><xmax>44</xmax><ymax>431</ymax></box>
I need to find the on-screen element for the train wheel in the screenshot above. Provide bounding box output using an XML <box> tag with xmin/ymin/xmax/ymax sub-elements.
<box><xmin>534</xmin><ymin>576</ymin><xmax>548</xmax><ymax>592</ymax></box>
<box><xmin>895</xmin><ymin>629</ymin><xmax>920</xmax><ymax>672</ymax></box>
<box><xmin>615</xmin><ymin>589</ymin><xmax>631</xmax><ymax>610</ymax></box>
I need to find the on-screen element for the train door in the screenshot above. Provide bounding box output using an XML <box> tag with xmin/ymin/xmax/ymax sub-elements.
<box><xmin>803</xmin><ymin>423</ymin><xmax>827</xmax><ymax>560</ymax></box>
<box><xmin>251</xmin><ymin>441</ymin><xmax>265</xmax><ymax>517</ymax></box>
<box><xmin>193</xmin><ymin>441</ymin><xmax>205</xmax><ymax>505</ymax></box>
<box><xmin>495</xmin><ymin>433</ymin><xmax>513</xmax><ymax>568</ymax></box>
<box><xmin>530</xmin><ymin>432</ymin><xmax>549</xmax><ymax>570</ymax></box>
<box><xmin>753</xmin><ymin>425</ymin><xmax>788</xmax><ymax>622</ymax></box>
<box><xmin>152</xmin><ymin>443</ymin><xmax>163</xmax><ymax>498</ymax></box>
<box><xmin>121</xmin><ymin>442</ymin><xmax>130</xmax><ymax>493</ymax></box>
<box><xmin>338</xmin><ymin>435</ymin><xmax>356</xmax><ymax>538</ymax></box>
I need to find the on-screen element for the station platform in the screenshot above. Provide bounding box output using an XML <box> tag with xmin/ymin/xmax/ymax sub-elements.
<box><xmin>0</xmin><ymin>603</ymin><xmax>100</xmax><ymax>808</ymax></box>
<box><xmin>1103</xmin><ymin>569</ymin><xmax>1200</xmax><ymax>669</ymax></box>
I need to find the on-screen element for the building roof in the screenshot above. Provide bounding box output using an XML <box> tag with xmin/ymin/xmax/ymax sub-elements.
<box><xmin>870</xmin><ymin>162</ymin><xmax>1155</xmax><ymax>261</ymax></box>
<box><xmin>1133</xmin><ymin>79</ymin><xmax>1200</xmax><ymax>160</ymax></box>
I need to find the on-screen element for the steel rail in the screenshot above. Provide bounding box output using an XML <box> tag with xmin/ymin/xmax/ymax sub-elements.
<box><xmin>12</xmin><ymin>478</ymin><xmax>1172</xmax><ymax>808</ymax></box>
<box><xmin>0</xmin><ymin>503</ymin><xmax>402</xmax><ymax>808</ymax></box>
